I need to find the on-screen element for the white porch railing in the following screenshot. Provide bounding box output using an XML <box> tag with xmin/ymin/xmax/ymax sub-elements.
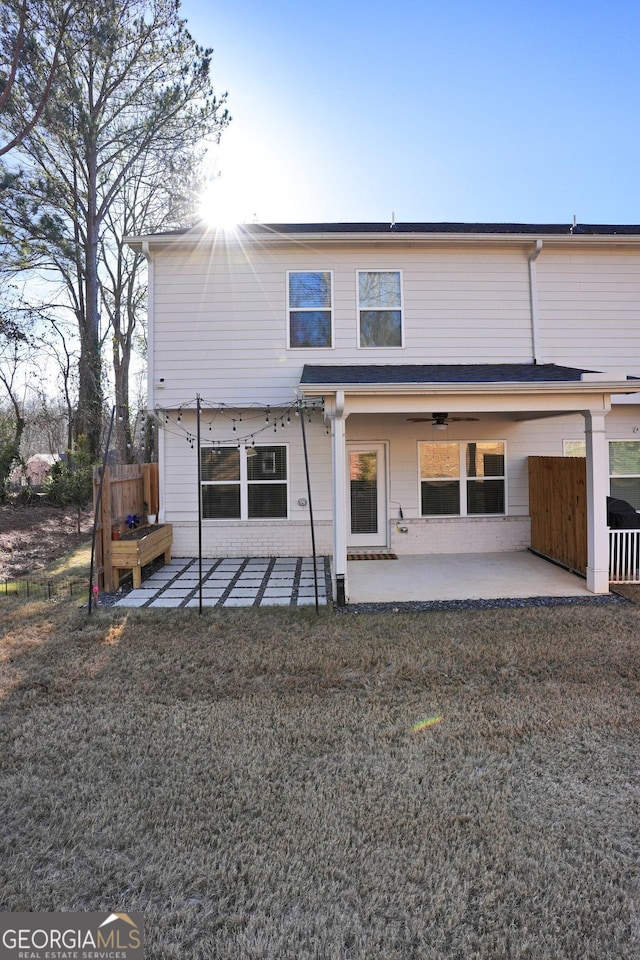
<box><xmin>609</xmin><ymin>529</ymin><xmax>640</xmax><ymax>583</ymax></box>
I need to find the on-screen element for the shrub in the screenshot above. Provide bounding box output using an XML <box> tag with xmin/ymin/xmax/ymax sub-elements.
<box><xmin>44</xmin><ymin>437</ymin><xmax>93</xmax><ymax>514</ymax></box>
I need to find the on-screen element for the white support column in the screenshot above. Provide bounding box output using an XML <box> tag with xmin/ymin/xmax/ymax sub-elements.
<box><xmin>331</xmin><ymin>394</ymin><xmax>348</xmax><ymax>604</ymax></box>
<box><xmin>584</xmin><ymin>410</ymin><xmax>610</xmax><ymax>594</ymax></box>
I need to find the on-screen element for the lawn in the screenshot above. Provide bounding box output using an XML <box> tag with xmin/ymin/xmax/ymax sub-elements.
<box><xmin>0</xmin><ymin>593</ymin><xmax>638</xmax><ymax>959</ymax></box>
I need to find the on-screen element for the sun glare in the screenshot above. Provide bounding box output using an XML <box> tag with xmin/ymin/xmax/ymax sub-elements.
<box><xmin>198</xmin><ymin>182</ymin><xmax>245</xmax><ymax>231</ymax></box>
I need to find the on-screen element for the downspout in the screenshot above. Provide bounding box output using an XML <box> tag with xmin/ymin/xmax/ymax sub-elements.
<box><xmin>331</xmin><ymin>390</ymin><xmax>347</xmax><ymax>606</ymax></box>
<box><xmin>528</xmin><ymin>239</ymin><xmax>543</xmax><ymax>364</ymax></box>
<box><xmin>142</xmin><ymin>241</ymin><xmax>164</xmax><ymax>521</ymax></box>
<box><xmin>142</xmin><ymin>241</ymin><xmax>154</xmax><ymax>410</ymax></box>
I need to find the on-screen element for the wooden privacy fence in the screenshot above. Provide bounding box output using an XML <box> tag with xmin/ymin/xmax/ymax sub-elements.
<box><xmin>528</xmin><ymin>456</ymin><xmax>587</xmax><ymax>575</ymax></box>
<box><xmin>93</xmin><ymin>463</ymin><xmax>159</xmax><ymax>590</ymax></box>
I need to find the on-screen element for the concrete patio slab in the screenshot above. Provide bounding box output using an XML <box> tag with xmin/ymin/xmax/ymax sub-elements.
<box><xmin>345</xmin><ymin>551</ymin><xmax>593</xmax><ymax>604</ymax></box>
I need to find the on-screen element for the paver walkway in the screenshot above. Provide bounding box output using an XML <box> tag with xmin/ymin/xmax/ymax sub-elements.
<box><xmin>115</xmin><ymin>556</ymin><xmax>330</xmax><ymax>608</ymax></box>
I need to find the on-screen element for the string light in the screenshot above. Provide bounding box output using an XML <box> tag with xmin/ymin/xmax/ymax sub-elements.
<box><xmin>154</xmin><ymin>397</ymin><xmax>325</xmax><ymax>451</ymax></box>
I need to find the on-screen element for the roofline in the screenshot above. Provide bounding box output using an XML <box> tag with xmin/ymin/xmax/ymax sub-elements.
<box><xmin>126</xmin><ymin>221</ymin><xmax>640</xmax><ymax>250</ymax></box>
<box><xmin>298</xmin><ymin>380</ymin><xmax>638</xmax><ymax>397</ymax></box>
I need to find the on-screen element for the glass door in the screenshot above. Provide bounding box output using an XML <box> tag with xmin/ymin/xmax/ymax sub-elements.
<box><xmin>347</xmin><ymin>443</ymin><xmax>388</xmax><ymax>548</ymax></box>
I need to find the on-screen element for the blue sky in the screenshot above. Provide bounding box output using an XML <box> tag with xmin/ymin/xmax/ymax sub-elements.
<box><xmin>182</xmin><ymin>0</ymin><xmax>640</xmax><ymax>225</ymax></box>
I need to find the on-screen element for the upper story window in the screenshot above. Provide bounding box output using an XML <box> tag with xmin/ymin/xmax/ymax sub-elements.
<box><xmin>288</xmin><ymin>271</ymin><xmax>333</xmax><ymax>348</ymax></box>
<box><xmin>419</xmin><ymin>441</ymin><xmax>506</xmax><ymax>516</ymax></box>
<box><xmin>357</xmin><ymin>270</ymin><xmax>403</xmax><ymax>347</ymax></box>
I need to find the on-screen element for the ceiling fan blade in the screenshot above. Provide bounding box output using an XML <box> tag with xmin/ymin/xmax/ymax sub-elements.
<box><xmin>406</xmin><ymin>415</ymin><xmax>480</xmax><ymax>424</ymax></box>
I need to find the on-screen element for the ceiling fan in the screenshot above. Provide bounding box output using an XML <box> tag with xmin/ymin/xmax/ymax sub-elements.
<box><xmin>406</xmin><ymin>412</ymin><xmax>480</xmax><ymax>431</ymax></box>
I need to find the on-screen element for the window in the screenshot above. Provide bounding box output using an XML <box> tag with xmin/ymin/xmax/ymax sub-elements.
<box><xmin>609</xmin><ymin>441</ymin><xmax>640</xmax><ymax>510</ymax></box>
<box><xmin>201</xmin><ymin>445</ymin><xmax>288</xmax><ymax>519</ymax></box>
<box><xmin>563</xmin><ymin>440</ymin><xmax>586</xmax><ymax>457</ymax></box>
<box><xmin>288</xmin><ymin>271</ymin><xmax>332</xmax><ymax>348</ymax></box>
<box><xmin>357</xmin><ymin>270</ymin><xmax>403</xmax><ymax>347</ymax></box>
<box><xmin>564</xmin><ymin>439</ymin><xmax>640</xmax><ymax>510</ymax></box>
<box><xmin>419</xmin><ymin>441</ymin><xmax>505</xmax><ymax>516</ymax></box>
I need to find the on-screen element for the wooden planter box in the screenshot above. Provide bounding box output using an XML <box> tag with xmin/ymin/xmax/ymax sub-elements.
<box><xmin>111</xmin><ymin>523</ymin><xmax>173</xmax><ymax>589</ymax></box>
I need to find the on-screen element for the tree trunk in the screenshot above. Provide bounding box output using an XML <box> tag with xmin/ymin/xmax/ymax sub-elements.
<box><xmin>75</xmin><ymin>147</ymin><xmax>103</xmax><ymax>460</ymax></box>
<box><xmin>113</xmin><ymin>346</ymin><xmax>133</xmax><ymax>463</ymax></box>
<box><xmin>76</xmin><ymin>324</ymin><xmax>102</xmax><ymax>458</ymax></box>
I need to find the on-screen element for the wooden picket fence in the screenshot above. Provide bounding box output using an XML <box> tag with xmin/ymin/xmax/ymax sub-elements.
<box><xmin>609</xmin><ymin>530</ymin><xmax>640</xmax><ymax>583</ymax></box>
<box><xmin>93</xmin><ymin>463</ymin><xmax>159</xmax><ymax>591</ymax></box>
<box><xmin>528</xmin><ymin>456</ymin><xmax>587</xmax><ymax>575</ymax></box>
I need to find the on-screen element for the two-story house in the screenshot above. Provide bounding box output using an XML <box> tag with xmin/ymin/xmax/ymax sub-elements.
<box><xmin>127</xmin><ymin>222</ymin><xmax>640</xmax><ymax>603</ymax></box>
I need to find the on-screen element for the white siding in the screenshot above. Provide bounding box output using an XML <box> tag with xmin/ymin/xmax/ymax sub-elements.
<box><xmin>152</xmin><ymin>241</ymin><xmax>536</xmax><ymax>408</ymax></box>
<box><xmin>150</xmin><ymin>231</ymin><xmax>640</xmax><ymax>560</ymax></box>
<box><xmin>537</xmin><ymin>249</ymin><xmax>640</xmax><ymax>376</ymax></box>
<box><xmin>152</xmin><ymin>238</ymin><xmax>640</xmax><ymax>410</ymax></box>
<box><xmin>162</xmin><ymin>410</ymin><xmax>334</xmax><ymax>557</ymax></box>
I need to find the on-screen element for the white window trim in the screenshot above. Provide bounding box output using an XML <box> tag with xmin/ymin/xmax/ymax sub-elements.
<box><xmin>356</xmin><ymin>268</ymin><xmax>404</xmax><ymax>349</ymax></box>
<box><xmin>608</xmin><ymin>439</ymin><xmax>640</xmax><ymax>507</ymax></box>
<box><xmin>417</xmin><ymin>439</ymin><xmax>508</xmax><ymax>517</ymax></box>
<box><xmin>286</xmin><ymin>270</ymin><xmax>334</xmax><ymax>350</ymax></box>
<box><xmin>201</xmin><ymin>444</ymin><xmax>290</xmax><ymax>521</ymax></box>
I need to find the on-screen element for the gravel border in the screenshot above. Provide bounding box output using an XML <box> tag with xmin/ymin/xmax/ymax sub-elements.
<box><xmin>95</xmin><ymin>556</ymin><xmax>167</xmax><ymax>607</ymax></box>
<box><xmin>334</xmin><ymin>593</ymin><xmax>630</xmax><ymax>614</ymax></box>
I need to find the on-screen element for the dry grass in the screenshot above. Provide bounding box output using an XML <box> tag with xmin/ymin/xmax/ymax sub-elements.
<box><xmin>0</xmin><ymin>595</ymin><xmax>638</xmax><ymax>959</ymax></box>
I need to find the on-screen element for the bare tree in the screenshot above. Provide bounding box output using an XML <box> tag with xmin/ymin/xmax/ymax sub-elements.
<box><xmin>0</xmin><ymin>0</ymin><xmax>229</xmax><ymax>459</ymax></box>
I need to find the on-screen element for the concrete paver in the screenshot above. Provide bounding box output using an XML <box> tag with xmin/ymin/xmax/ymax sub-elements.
<box><xmin>115</xmin><ymin>556</ymin><xmax>329</xmax><ymax>608</ymax></box>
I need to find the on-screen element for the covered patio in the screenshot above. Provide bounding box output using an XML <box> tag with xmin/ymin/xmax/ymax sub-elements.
<box><xmin>345</xmin><ymin>550</ymin><xmax>593</xmax><ymax>604</ymax></box>
<box><xmin>299</xmin><ymin>362</ymin><xmax>639</xmax><ymax>604</ymax></box>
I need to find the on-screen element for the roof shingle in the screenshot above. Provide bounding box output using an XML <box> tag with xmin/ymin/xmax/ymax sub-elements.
<box><xmin>300</xmin><ymin>363</ymin><xmax>601</xmax><ymax>386</ymax></box>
